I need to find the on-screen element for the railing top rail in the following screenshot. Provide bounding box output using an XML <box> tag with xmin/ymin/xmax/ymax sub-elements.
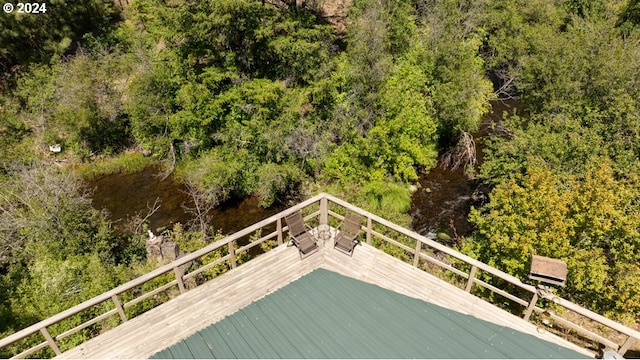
<box><xmin>0</xmin><ymin>193</ymin><xmax>325</xmax><ymax>349</ymax></box>
<box><xmin>550</xmin><ymin>294</ymin><xmax>640</xmax><ymax>340</ymax></box>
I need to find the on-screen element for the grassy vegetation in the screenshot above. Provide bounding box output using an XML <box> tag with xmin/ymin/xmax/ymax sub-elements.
<box><xmin>73</xmin><ymin>152</ymin><xmax>156</xmax><ymax>180</ymax></box>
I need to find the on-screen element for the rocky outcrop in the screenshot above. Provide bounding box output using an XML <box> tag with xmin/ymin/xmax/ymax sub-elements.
<box><xmin>266</xmin><ymin>0</ymin><xmax>351</xmax><ymax>35</ymax></box>
<box><xmin>316</xmin><ymin>0</ymin><xmax>351</xmax><ymax>34</ymax></box>
<box><xmin>146</xmin><ymin>230</ymin><xmax>184</xmax><ymax>262</ymax></box>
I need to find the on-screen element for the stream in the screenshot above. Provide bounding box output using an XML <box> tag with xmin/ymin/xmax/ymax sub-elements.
<box><xmin>89</xmin><ymin>100</ymin><xmax>517</xmax><ymax>239</ymax></box>
<box><xmin>88</xmin><ymin>167</ymin><xmax>284</xmax><ymax>234</ymax></box>
<box><xmin>410</xmin><ymin>100</ymin><xmax>519</xmax><ymax>240</ymax></box>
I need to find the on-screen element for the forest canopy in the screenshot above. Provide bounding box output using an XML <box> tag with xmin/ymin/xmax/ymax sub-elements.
<box><xmin>1</xmin><ymin>0</ymin><xmax>640</xmax><ymax>356</ymax></box>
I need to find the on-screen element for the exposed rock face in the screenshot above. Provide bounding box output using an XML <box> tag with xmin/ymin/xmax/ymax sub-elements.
<box><xmin>145</xmin><ymin>234</ymin><xmax>196</xmax><ymax>289</ymax></box>
<box><xmin>267</xmin><ymin>0</ymin><xmax>351</xmax><ymax>34</ymax></box>
<box><xmin>146</xmin><ymin>230</ymin><xmax>184</xmax><ymax>262</ymax></box>
<box><xmin>160</xmin><ymin>241</ymin><xmax>180</xmax><ymax>261</ymax></box>
<box><xmin>316</xmin><ymin>0</ymin><xmax>351</xmax><ymax>34</ymax></box>
<box><xmin>146</xmin><ymin>241</ymin><xmax>162</xmax><ymax>260</ymax></box>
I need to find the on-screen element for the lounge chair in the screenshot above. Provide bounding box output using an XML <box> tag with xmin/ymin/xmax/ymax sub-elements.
<box><xmin>284</xmin><ymin>211</ymin><xmax>319</xmax><ymax>259</ymax></box>
<box><xmin>334</xmin><ymin>212</ymin><xmax>362</xmax><ymax>256</ymax></box>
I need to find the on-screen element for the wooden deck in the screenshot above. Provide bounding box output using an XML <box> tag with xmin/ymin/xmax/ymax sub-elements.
<box><xmin>59</xmin><ymin>233</ymin><xmax>593</xmax><ymax>359</ymax></box>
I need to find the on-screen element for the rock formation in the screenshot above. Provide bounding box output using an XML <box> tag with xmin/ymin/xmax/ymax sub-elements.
<box><xmin>146</xmin><ymin>230</ymin><xmax>183</xmax><ymax>262</ymax></box>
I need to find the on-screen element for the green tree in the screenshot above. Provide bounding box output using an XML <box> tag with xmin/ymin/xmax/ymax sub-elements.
<box><xmin>0</xmin><ymin>164</ymin><xmax>124</xmax><ymax>356</ymax></box>
<box><xmin>466</xmin><ymin>160</ymin><xmax>640</xmax><ymax>321</ymax></box>
<box><xmin>168</xmin><ymin>0</ymin><xmax>334</xmax><ymax>82</ymax></box>
<box><xmin>0</xmin><ymin>165</ymin><xmax>114</xmax><ymax>267</ymax></box>
<box><xmin>479</xmin><ymin>2</ymin><xmax>640</xmax><ymax>182</ymax></box>
<box><xmin>11</xmin><ymin>62</ymin><xmax>60</xmax><ymax>150</ymax></box>
<box><xmin>254</xmin><ymin>162</ymin><xmax>304</xmax><ymax>207</ymax></box>
<box><xmin>415</xmin><ymin>0</ymin><xmax>494</xmax><ymax>142</ymax></box>
<box><xmin>0</xmin><ymin>0</ymin><xmax>120</xmax><ymax>72</ymax></box>
<box><xmin>177</xmin><ymin>149</ymin><xmax>257</xmax><ymax>206</ymax></box>
<box><xmin>124</xmin><ymin>52</ymin><xmax>184</xmax><ymax>157</ymax></box>
<box><xmin>11</xmin><ymin>251</ymin><xmax>119</xmax><ymax>324</ymax></box>
<box><xmin>0</xmin><ymin>96</ymin><xmax>33</xmax><ymax>166</ymax></box>
<box><xmin>53</xmin><ymin>53</ymin><xmax>130</xmax><ymax>155</ymax></box>
<box><xmin>10</xmin><ymin>52</ymin><xmax>133</xmax><ymax>158</ymax></box>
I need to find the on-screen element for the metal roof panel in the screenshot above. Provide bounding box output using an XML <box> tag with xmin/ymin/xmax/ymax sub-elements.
<box><xmin>151</xmin><ymin>268</ymin><xmax>588</xmax><ymax>359</ymax></box>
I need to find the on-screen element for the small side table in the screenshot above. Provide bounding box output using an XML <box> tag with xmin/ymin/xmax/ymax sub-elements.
<box><xmin>315</xmin><ymin>224</ymin><xmax>334</xmax><ymax>247</ymax></box>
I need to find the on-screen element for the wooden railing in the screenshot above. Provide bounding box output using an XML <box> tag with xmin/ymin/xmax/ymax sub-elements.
<box><xmin>1</xmin><ymin>193</ymin><xmax>638</xmax><ymax>358</ymax></box>
<box><xmin>322</xmin><ymin>194</ymin><xmax>640</xmax><ymax>356</ymax></box>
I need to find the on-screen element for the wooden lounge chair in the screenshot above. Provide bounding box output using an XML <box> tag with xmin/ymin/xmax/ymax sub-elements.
<box><xmin>284</xmin><ymin>211</ymin><xmax>319</xmax><ymax>259</ymax></box>
<box><xmin>334</xmin><ymin>212</ymin><xmax>362</xmax><ymax>256</ymax></box>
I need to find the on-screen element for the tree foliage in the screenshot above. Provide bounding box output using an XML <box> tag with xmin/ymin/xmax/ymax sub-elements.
<box><xmin>5</xmin><ymin>52</ymin><xmax>133</xmax><ymax>159</ymax></box>
<box><xmin>468</xmin><ymin>0</ymin><xmax>640</xmax><ymax>323</ymax></box>
<box><xmin>324</xmin><ymin>0</ymin><xmax>491</xmax><ymax>213</ymax></box>
<box><xmin>0</xmin><ymin>164</ymin><xmax>125</xmax><ymax>349</ymax></box>
<box><xmin>0</xmin><ymin>0</ymin><xmax>120</xmax><ymax>74</ymax></box>
<box><xmin>466</xmin><ymin>161</ymin><xmax>640</xmax><ymax>320</ymax></box>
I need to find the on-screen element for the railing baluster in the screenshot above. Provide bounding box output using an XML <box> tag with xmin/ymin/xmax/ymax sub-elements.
<box><xmin>173</xmin><ymin>267</ymin><xmax>186</xmax><ymax>294</ymax></box>
<box><xmin>413</xmin><ymin>240</ymin><xmax>421</xmax><ymax>267</ymax></box>
<box><xmin>523</xmin><ymin>292</ymin><xmax>538</xmax><ymax>321</ymax></box>
<box><xmin>228</xmin><ymin>241</ymin><xmax>236</xmax><ymax>269</ymax></box>
<box><xmin>276</xmin><ymin>218</ymin><xmax>283</xmax><ymax>245</ymax></box>
<box><xmin>619</xmin><ymin>336</ymin><xmax>635</xmax><ymax>356</ymax></box>
<box><xmin>111</xmin><ymin>295</ymin><xmax>127</xmax><ymax>322</ymax></box>
<box><xmin>39</xmin><ymin>328</ymin><xmax>61</xmax><ymax>356</ymax></box>
<box><xmin>366</xmin><ymin>217</ymin><xmax>372</xmax><ymax>245</ymax></box>
<box><xmin>465</xmin><ymin>265</ymin><xmax>478</xmax><ymax>292</ymax></box>
<box><xmin>320</xmin><ymin>198</ymin><xmax>328</xmax><ymax>226</ymax></box>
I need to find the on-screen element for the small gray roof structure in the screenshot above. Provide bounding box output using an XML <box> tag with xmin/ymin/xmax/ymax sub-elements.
<box><xmin>529</xmin><ymin>255</ymin><xmax>568</xmax><ymax>286</ymax></box>
<box><xmin>151</xmin><ymin>269</ymin><xmax>587</xmax><ymax>359</ymax></box>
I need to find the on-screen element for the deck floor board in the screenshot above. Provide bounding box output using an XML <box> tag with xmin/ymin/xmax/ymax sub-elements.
<box><xmin>58</xmin><ymin>230</ymin><xmax>593</xmax><ymax>358</ymax></box>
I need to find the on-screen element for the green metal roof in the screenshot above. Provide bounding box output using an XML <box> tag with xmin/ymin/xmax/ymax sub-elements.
<box><xmin>151</xmin><ymin>268</ymin><xmax>587</xmax><ymax>359</ymax></box>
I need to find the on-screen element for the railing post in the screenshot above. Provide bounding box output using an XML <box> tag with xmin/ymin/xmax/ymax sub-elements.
<box><xmin>111</xmin><ymin>294</ymin><xmax>128</xmax><ymax>322</ymax></box>
<box><xmin>465</xmin><ymin>265</ymin><xmax>478</xmax><ymax>292</ymax></box>
<box><xmin>173</xmin><ymin>267</ymin><xmax>186</xmax><ymax>294</ymax></box>
<box><xmin>523</xmin><ymin>292</ymin><xmax>538</xmax><ymax>321</ymax></box>
<box><xmin>40</xmin><ymin>327</ymin><xmax>61</xmax><ymax>356</ymax></box>
<box><xmin>619</xmin><ymin>336</ymin><xmax>636</xmax><ymax>356</ymax></box>
<box><xmin>413</xmin><ymin>240</ymin><xmax>422</xmax><ymax>267</ymax></box>
<box><xmin>320</xmin><ymin>197</ymin><xmax>328</xmax><ymax>226</ymax></box>
<box><xmin>228</xmin><ymin>241</ymin><xmax>236</xmax><ymax>269</ymax></box>
<box><xmin>366</xmin><ymin>217</ymin><xmax>372</xmax><ymax>245</ymax></box>
<box><xmin>276</xmin><ymin>218</ymin><xmax>283</xmax><ymax>245</ymax></box>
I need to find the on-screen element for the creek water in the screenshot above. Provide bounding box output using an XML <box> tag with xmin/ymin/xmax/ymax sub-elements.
<box><xmin>88</xmin><ymin>167</ymin><xmax>284</xmax><ymax>234</ymax></box>
<box><xmin>410</xmin><ymin>100</ymin><xmax>520</xmax><ymax>240</ymax></box>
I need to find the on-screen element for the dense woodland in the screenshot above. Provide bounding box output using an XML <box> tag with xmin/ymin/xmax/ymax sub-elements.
<box><xmin>1</xmin><ymin>0</ymin><xmax>640</xmax><ymax>355</ymax></box>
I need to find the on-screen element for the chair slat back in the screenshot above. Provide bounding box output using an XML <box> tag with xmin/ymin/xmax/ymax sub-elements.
<box><xmin>342</xmin><ymin>213</ymin><xmax>362</xmax><ymax>237</ymax></box>
<box><xmin>285</xmin><ymin>211</ymin><xmax>307</xmax><ymax>237</ymax></box>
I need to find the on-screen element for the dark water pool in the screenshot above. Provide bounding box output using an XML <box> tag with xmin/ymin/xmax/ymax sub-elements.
<box><xmin>87</xmin><ymin>166</ymin><xmax>283</xmax><ymax>234</ymax></box>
